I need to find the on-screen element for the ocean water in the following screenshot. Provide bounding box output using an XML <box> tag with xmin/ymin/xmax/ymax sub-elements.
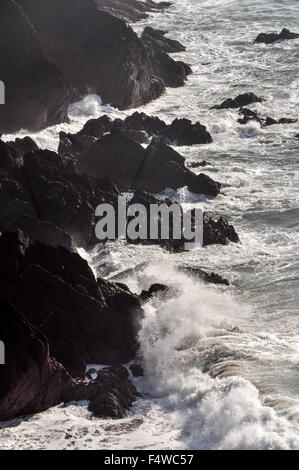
<box><xmin>1</xmin><ymin>0</ymin><xmax>299</xmax><ymax>450</ymax></box>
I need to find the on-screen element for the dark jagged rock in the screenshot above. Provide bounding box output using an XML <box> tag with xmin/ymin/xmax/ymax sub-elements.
<box><xmin>78</xmin><ymin>132</ymin><xmax>146</xmax><ymax>192</ymax></box>
<box><xmin>78</xmin><ymin>115</ymin><xmax>113</xmax><ymax>139</ymax></box>
<box><xmin>0</xmin><ymin>0</ymin><xmax>72</xmax><ymax>134</ymax></box>
<box><xmin>140</xmin><ymin>20</ymin><xmax>192</xmax><ymax>89</ymax></box>
<box><xmin>0</xmin><ymin>298</ymin><xmax>138</xmax><ymax>421</ymax></box>
<box><xmin>159</xmin><ymin>118</ymin><xmax>213</xmax><ymax>145</ymax></box>
<box><xmin>141</xmin><ymin>34</ymin><xmax>191</xmax><ymax>88</ymax></box>
<box><xmin>77</xmin><ymin>132</ymin><xmax>218</xmax><ymax>195</ymax></box>
<box><xmin>111</xmin><ymin>116</ymin><xmax>154</xmax><ymax>144</ymax></box>
<box><xmin>17</xmin><ymin>0</ymin><xmax>184</xmax><ymax>111</ymax></box>
<box><xmin>254</xmin><ymin>28</ymin><xmax>299</xmax><ymax>45</ymax></box>
<box><xmin>238</xmin><ymin>108</ymin><xmax>262</xmax><ymax>125</ymax></box>
<box><xmin>140</xmin><ymin>283</ymin><xmax>169</xmax><ymax>302</ymax></box>
<box><xmin>188</xmin><ymin>173</ymin><xmax>221</xmax><ymax>197</ymax></box>
<box><xmin>188</xmin><ymin>161</ymin><xmax>209</xmax><ymax>168</ymax></box>
<box><xmin>94</xmin><ymin>0</ymin><xmax>171</xmax><ymax>23</ymax></box>
<box><xmin>265</xmin><ymin>117</ymin><xmax>298</xmax><ymax>126</ymax></box>
<box><xmin>128</xmin><ymin>191</ymin><xmax>239</xmax><ymax>251</ymax></box>
<box><xmin>58</xmin><ymin>112</ymin><xmax>211</xmax><ymax>153</ymax></box>
<box><xmin>58</xmin><ymin>132</ymin><xmax>98</xmax><ymax>163</ymax></box>
<box><xmin>204</xmin><ymin>214</ymin><xmax>240</xmax><ymax>246</ymax></box>
<box><xmin>130</xmin><ymin>363</ymin><xmax>144</xmax><ymax>378</ymax></box>
<box><xmin>5</xmin><ymin>137</ymin><xmax>38</xmax><ymax>157</ymax></box>
<box><xmin>177</xmin><ymin>267</ymin><xmax>230</xmax><ymax>286</ymax></box>
<box><xmin>0</xmin><ymin>230</ymin><xmax>143</xmax><ymax>376</ymax></box>
<box><xmin>238</xmin><ymin>108</ymin><xmax>298</xmax><ymax>127</ymax></box>
<box><xmin>66</xmin><ymin>366</ymin><xmax>138</xmax><ymax>419</ymax></box>
<box><xmin>213</xmin><ymin>93</ymin><xmax>264</xmax><ymax>110</ymax></box>
<box><xmin>265</xmin><ymin>117</ymin><xmax>278</xmax><ymax>127</ymax></box>
<box><xmin>122</xmin><ymin>112</ymin><xmax>167</xmax><ymax>136</ymax></box>
<box><xmin>0</xmin><ymin>140</ymin><xmax>121</xmax><ymax>249</ymax></box>
<box><xmin>122</xmin><ymin>113</ymin><xmax>212</xmax><ymax>146</ymax></box>
<box><xmin>278</xmin><ymin>118</ymin><xmax>298</xmax><ymax>125</ymax></box>
<box><xmin>134</xmin><ymin>136</ymin><xmax>192</xmax><ymax>193</ymax></box>
<box><xmin>0</xmin><ymin>139</ymin><xmax>24</xmax><ymax>177</ymax></box>
<box><xmin>142</xmin><ymin>26</ymin><xmax>186</xmax><ymax>53</ymax></box>
<box><xmin>128</xmin><ymin>190</ymin><xmax>185</xmax><ymax>252</ymax></box>
<box><xmin>133</xmin><ymin>137</ymin><xmax>215</xmax><ymax>195</ymax></box>
<box><xmin>0</xmin><ymin>299</ymin><xmax>72</xmax><ymax>422</ymax></box>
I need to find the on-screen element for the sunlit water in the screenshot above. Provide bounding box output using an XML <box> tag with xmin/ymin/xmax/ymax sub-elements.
<box><xmin>1</xmin><ymin>0</ymin><xmax>299</xmax><ymax>450</ymax></box>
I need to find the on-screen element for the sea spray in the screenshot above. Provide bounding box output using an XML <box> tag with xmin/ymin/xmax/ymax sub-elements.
<box><xmin>132</xmin><ymin>264</ymin><xmax>299</xmax><ymax>450</ymax></box>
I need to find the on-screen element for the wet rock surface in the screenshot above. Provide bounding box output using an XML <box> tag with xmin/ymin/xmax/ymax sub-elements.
<box><xmin>212</xmin><ymin>93</ymin><xmax>264</xmax><ymax>110</ymax></box>
<box><xmin>0</xmin><ymin>299</ymin><xmax>72</xmax><ymax>422</ymax></box>
<box><xmin>0</xmin><ymin>139</ymin><xmax>120</xmax><ymax>249</ymax></box>
<box><xmin>254</xmin><ymin>28</ymin><xmax>299</xmax><ymax>45</ymax></box>
<box><xmin>238</xmin><ymin>108</ymin><xmax>297</xmax><ymax>127</ymax></box>
<box><xmin>0</xmin><ymin>231</ymin><xmax>143</xmax><ymax>376</ymax></box>
<box><xmin>66</xmin><ymin>366</ymin><xmax>138</xmax><ymax>419</ymax></box>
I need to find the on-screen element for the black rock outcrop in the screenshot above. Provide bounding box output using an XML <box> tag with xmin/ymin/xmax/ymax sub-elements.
<box><xmin>254</xmin><ymin>28</ymin><xmax>299</xmax><ymax>45</ymax></box>
<box><xmin>0</xmin><ymin>0</ymin><xmax>72</xmax><ymax>134</ymax></box>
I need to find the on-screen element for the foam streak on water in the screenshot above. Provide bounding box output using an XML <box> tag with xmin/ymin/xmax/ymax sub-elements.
<box><xmin>1</xmin><ymin>0</ymin><xmax>299</xmax><ymax>450</ymax></box>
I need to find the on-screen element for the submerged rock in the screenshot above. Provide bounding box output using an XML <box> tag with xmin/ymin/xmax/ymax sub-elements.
<box><xmin>204</xmin><ymin>214</ymin><xmax>240</xmax><ymax>246</ymax></box>
<box><xmin>178</xmin><ymin>267</ymin><xmax>230</xmax><ymax>286</ymax></box>
<box><xmin>140</xmin><ymin>283</ymin><xmax>169</xmax><ymax>302</ymax></box>
<box><xmin>254</xmin><ymin>28</ymin><xmax>299</xmax><ymax>45</ymax></box>
<box><xmin>67</xmin><ymin>366</ymin><xmax>138</xmax><ymax>419</ymax></box>
<box><xmin>238</xmin><ymin>108</ymin><xmax>298</xmax><ymax>127</ymax></box>
<box><xmin>188</xmin><ymin>161</ymin><xmax>209</xmax><ymax>168</ymax></box>
<box><xmin>265</xmin><ymin>117</ymin><xmax>298</xmax><ymax>126</ymax></box>
<box><xmin>213</xmin><ymin>93</ymin><xmax>264</xmax><ymax>110</ymax></box>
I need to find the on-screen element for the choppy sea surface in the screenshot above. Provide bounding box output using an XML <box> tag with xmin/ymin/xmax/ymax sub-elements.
<box><xmin>1</xmin><ymin>0</ymin><xmax>299</xmax><ymax>450</ymax></box>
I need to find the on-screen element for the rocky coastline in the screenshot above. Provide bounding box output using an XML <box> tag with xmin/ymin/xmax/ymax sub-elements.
<box><xmin>1</xmin><ymin>0</ymin><xmax>297</xmax><ymax>426</ymax></box>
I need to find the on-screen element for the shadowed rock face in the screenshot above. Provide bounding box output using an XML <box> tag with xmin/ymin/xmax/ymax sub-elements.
<box><xmin>16</xmin><ymin>0</ymin><xmax>170</xmax><ymax>110</ymax></box>
<box><xmin>0</xmin><ymin>139</ymin><xmax>121</xmax><ymax>249</ymax></box>
<box><xmin>0</xmin><ymin>299</ymin><xmax>72</xmax><ymax>422</ymax></box>
<box><xmin>0</xmin><ymin>0</ymin><xmax>72</xmax><ymax>134</ymax></box>
<box><xmin>1</xmin><ymin>0</ymin><xmax>189</xmax><ymax>132</ymax></box>
<box><xmin>254</xmin><ymin>28</ymin><xmax>299</xmax><ymax>45</ymax></box>
<box><xmin>141</xmin><ymin>26</ymin><xmax>186</xmax><ymax>53</ymax></box>
<box><xmin>0</xmin><ymin>296</ymin><xmax>139</xmax><ymax>421</ymax></box>
<box><xmin>66</xmin><ymin>366</ymin><xmax>138</xmax><ymax>419</ymax></box>
<box><xmin>76</xmin><ymin>132</ymin><xmax>219</xmax><ymax>196</ymax></box>
<box><xmin>0</xmin><ymin>230</ymin><xmax>143</xmax><ymax>376</ymax></box>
